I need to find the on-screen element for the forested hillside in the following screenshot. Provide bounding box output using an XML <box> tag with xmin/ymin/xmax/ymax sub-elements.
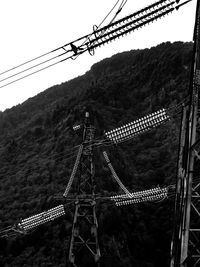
<box><xmin>0</xmin><ymin>41</ymin><xmax>193</xmax><ymax>267</ymax></box>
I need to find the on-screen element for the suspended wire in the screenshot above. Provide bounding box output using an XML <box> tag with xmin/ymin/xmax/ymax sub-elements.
<box><xmin>85</xmin><ymin>0</ymin><xmax>177</xmax><ymax>51</ymax></box>
<box><xmin>91</xmin><ymin>100</ymin><xmax>185</xmax><ymax>149</ymax></box>
<box><xmin>47</xmin><ymin>149</ymin><xmax>78</xmax><ymax>162</ymax></box>
<box><xmin>0</xmin><ymin>147</ymin><xmax>79</xmax><ymax>181</ymax></box>
<box><xmin>3</xmin><ymin>143</ymin><xmax>79</xmax><ymax>165</ymax></box>
<box><xmin>52</xmin><ymin>176</ymin><xmax>200</xmax><ymax>204</ymax></box>
<box><xmin>0</xmin><ymin>98</ymin><xmax>188</xmax><ymax>181</ymax></box>
<box><xmin>0</xmin><ymin>0</ymin><xmax>127</xmax><ymax>78</ymax></box>
<box><xmin>0</xmin><ymin>54</ymin><xmax>75</xmax><ymax>89</ymax></box>
<box><xmin>0</xmin><ymin>50</ymin><xmax>57</xmax><ymax>77</ymax></box>
<box><xmin>0</xmin><ymin>0</ymin><xmax>128</xmax><ymax>87</ymax></box>
<box><xmin>0</xmin><ymin>200</ymin><xmax>74</xmax><ymax>238</ymax></box>
<box><xmin>0</xmin><ymin>97</ymin><xmax>194</xmax><ymax>202</ymax></box>
<box><xmin>2</xmin><ymin>159</ymin><xmax>200</xmax><ymax>237</ymax></box>
<box><xmin>109</xmin><ymin>176</ymin><xmax>200</xmax><ymax>206</ymax></box>
<box><xmin>2</xmin><ymin>169</ymin><xmax>200</xmax><ymax>238</ymax></box>
<box><xmin>0</xmin><ymin>0</ymin><xmax>190</xmax><ymax>89</ymax></box>
<box><xmin>93</xmin><ymin>0</ymin><xmax>127</xmax><ymax>31</ymax></box>
<box><xmin>0</xmin><ymin>0</ymin><xmax>196</xmax><ymax>239</ymax></box>
<box><xmin>0</xmin><ymin>51</ymin><xmax>70</xmax><ymax>84</ymax></box>
<box><xmin>0</xmin><ymin>33</ymin><xmax>90</xmax><ymax>78</ymax></box>
<box><xmin>67</xmin><ymin>0</ymin><xmax>128</xmax><ymax>60</ymax></box>
<box><xmin>62</xmin><ymin>173</ymin><xmax>200</xmax><ymax>203</ymax></box>
<box><xmin>0</xmin><ymin>187</ymin><xmax>180</xmax><ymax>237</ymax></box>
<box><xmin>86</xmin><ymin>0</ymin><xmax>173</xmax><ymax>40</ymax></box>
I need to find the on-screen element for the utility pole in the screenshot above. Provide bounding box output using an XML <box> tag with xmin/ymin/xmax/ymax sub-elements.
<box><xmin>68</xmin><ymin>112</ymin><xmax>100</xmax><ymax>267</ymax></box>
<box><xmin>170</xmin><ymin>1</ymin><xmax>200</xmax><ymax>266</ymax></box>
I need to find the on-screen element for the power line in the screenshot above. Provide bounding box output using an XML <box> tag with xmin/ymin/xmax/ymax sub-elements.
<box><xmin>0</xmin><ymin>34</ymin><xmax>89</xmax><ymax>78</ymax></box>
<box><xmin>0</xmin><ymin>0</ymin><xmax>127</xmax><ymax>79</ymax></box>
<box><xmin>0</xmin><ymin>0</ymin><xmax>191</xmax><ymax>89</ymax></box>
<box><xmin>0</xmin><ymin>0</ymin><xmax>128</xmax><ymax>89</ymax></box>
<box><xmin>0</xmin><ymin>100</ymin><xmax>186</xmax><ymax>182</ymax></box>
<box><xmin>0</xmin><ymin>147</ymin><xmax>79</xmax><ymax>180</ymax></box>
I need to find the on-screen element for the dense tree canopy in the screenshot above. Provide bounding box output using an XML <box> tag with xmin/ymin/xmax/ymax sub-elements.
<box><xmin>0</xmin><ymin>41</ymin><xmax>193</xmax><ymax>266</ymax></box>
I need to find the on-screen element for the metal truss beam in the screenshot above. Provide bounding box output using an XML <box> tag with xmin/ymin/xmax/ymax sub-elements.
<box><xmin>68</xmin><ymin>112</ymin><xmax>100</xmax><ymax>267</ymax></box>
<box><xmin>170</xmin><ymin>1</ymin><xmax>200</xmax><ymax>266</ymax></box>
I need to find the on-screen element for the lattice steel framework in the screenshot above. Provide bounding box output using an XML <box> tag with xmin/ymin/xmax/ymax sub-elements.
<box><xmin>170</xmin><ymin>1</ymin><xmax>200</xmax><ymax>266</ymax></box>
<box><xmin>68</xmin><ymin>112</ymin><xmax>100</xmax><ymax>267</ymax></box>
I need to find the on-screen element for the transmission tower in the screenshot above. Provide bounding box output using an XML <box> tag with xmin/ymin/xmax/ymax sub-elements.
<box><xmin>0</xmin><ymin>105</ymin><xmax>180</xmax><ymax>266</ymax></box>
<box><xmin>170</xmin><ymin>1</ymin><xmax>200</xmax><ymax>266</ymax></box>
<box><xmin>0</xmin><ymin>1</ymin><xmax>195</xmax><ymax>266</ymax></box>
<box><xmin>67</xmin><ymin>112</ymin><xmax>100</xmax><ymax>267</ymax></box>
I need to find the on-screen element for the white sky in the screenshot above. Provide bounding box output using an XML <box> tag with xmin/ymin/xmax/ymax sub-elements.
<box><xmin>0</xmin><ymin>0</ymin><xmax>197</xmax><ymax>111</ymax></box>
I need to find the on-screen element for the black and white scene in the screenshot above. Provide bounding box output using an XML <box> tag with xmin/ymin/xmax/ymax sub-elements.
<box><xmin>0</xmin><ymin>0</ymin><xmax>199</xmax><ymax>266</ymax></box>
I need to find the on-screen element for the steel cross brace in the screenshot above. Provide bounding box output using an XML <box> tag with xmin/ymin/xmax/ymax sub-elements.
<box><xmin>68</xmin><ymin>113</ymin><xmax>100</xmax><ymax>267</ymax></box>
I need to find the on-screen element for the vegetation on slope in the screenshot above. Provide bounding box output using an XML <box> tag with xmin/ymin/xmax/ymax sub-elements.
<box><xmin>0</xmin><ymin>41</ymin><xmax>193</xmax><ymax>266</ymax></box>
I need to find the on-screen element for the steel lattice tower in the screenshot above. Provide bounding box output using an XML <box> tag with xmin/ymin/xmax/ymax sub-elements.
<box><xmin>68</xmin><ymin>112</ymin><xmax>100</xmax><ymax>267</ymax></box>
<box><xmin>170</xmin><ymin>1</ymin><xmax>200</xmax><ymax>266</ymax></box>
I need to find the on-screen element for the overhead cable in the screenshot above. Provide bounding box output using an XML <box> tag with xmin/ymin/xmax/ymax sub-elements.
<box><xmin>0</xmin><ymin>0</ymin><xmax>191</xmax><ymax>88</ymax></box>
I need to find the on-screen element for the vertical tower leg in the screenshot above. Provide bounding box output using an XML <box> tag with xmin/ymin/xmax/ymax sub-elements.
<box><xmin>68</xmin><ymin>112</ymin><xmax>100</xmax><ymax>266</ymax></box>
<box><xmin>68</xmin><ymin>200</ymin><xmax>100</xmax><ymax>267</ymax></box>
<box><xmin>170</xmin><ymin>1</ymin><xmax>200</xmax><ymax>266</ymax></box>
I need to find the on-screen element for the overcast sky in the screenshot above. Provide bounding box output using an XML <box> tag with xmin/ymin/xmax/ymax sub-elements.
<box><xmin>0</xmin><ymin>0</ymin><xmax>197</xmax><ymax>111</ymax></box>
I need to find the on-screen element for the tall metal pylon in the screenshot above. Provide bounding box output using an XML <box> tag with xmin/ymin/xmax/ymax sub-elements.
<box><xmin>170</xmin><ymin>1</ymin><xmax>200</xmax><ymax>266</ymax></box>
<box><xmin>68</xmin><ymin>112</ymin><xmax>100</xmax><ymax>267</ymax></box>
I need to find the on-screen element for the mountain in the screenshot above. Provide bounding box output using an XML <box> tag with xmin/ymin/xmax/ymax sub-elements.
<box><xmin>0</xmin><ymin>41</ymin><xmax>193</xmax><ymax>267</ymax></box>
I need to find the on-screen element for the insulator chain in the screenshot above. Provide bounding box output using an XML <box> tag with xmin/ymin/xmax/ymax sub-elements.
<box><xmin>0</xmin><ymin>0</ymin><xmax>191</xmax><ymax>89</ymax></box>
<box><xmin>0</xmin><ymin>205</ymin><xmax>66</xmax><ymax>236</ymax></box>
<box><xmin>111</xmin><ymin>186</ymin><xmax>168</xmax><ymax>206</ymax></box>
<box><xmin>85</xmin><ymin>0</ymin><xmax>176</xmax><ymax>53</ymax></box>
<box><xmin>103</xmin><ymin>151</ymin><xmax>131</xmax><ymax>195</ymax></box>
<box><xmin>18</xmin><ymin>205</ymin><xmax>65</xmax><ymax>232</ymax></box>
<box><xmin>105</xmin><ymin>108</ymin><xmax>170</xmax><ymax>144</ymax></box>
<box><xmin>63</xmin><ymin>145</ymin><xmax>83</xmax><ymax>197</ymax></box>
